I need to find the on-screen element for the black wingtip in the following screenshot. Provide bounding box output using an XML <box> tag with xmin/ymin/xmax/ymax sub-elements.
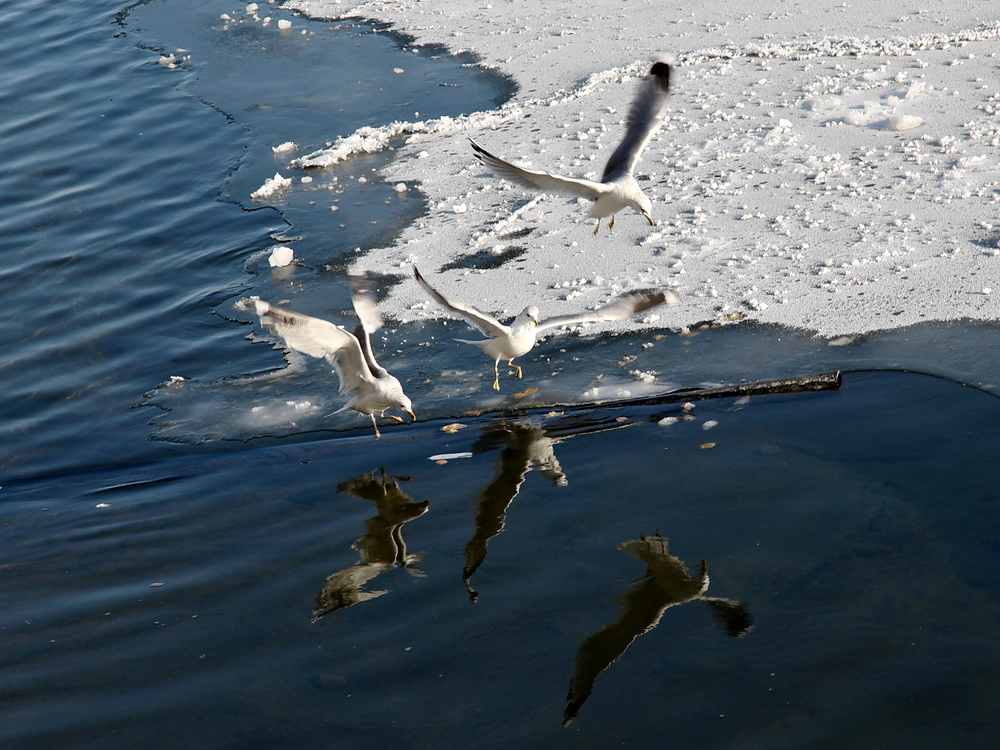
<box><xmin>468</xmin><ymin>138</ymin><xmax>491</xmax><ymax>163</ymax></box>
<box><xmin>649</xmin><ymin>60</ymin><xmax>671</xmax><ymax>91</ymax></box>
<box><xmin>413</xmin><ymin>266</ymin><xmax>424</xmax><ymax>283</ymax></box>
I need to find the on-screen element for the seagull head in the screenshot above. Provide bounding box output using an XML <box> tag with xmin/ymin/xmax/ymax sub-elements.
<box><xmin>636</xmin><ymin>194</ymin><xmax>654</xmax><ymax>226</ymax></box>
<box><xmin>397</xmin><ymin>393</ymin><xmax>416</xmax><ymax>422</ymax></box>
<box><xmin>517</xmin><ymin>305</ymin><xmax>541</xmax><ymax>327</ymax></box>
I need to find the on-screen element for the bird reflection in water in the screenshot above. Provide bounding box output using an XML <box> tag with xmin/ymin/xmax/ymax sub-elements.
<box><xmin>462</xmin><ymin>421</ymin><xmax>568</xmax><ymax>602</ymax></box>
<box><xmin>462</xmin><ymin>415</ymin><xmax>637</xmax><ymax>602</ymax></box>
<box><xmin>312</xmin><ymin>469</ymin><xmax>429</xmax><ymax>622</ymax></box>
<box><xmin>563</xmin><ymin>532</ymin><xmax>752</xmax><ymax>727</ymax></box>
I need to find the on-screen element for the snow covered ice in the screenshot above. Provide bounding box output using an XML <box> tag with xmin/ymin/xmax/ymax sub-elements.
<box><xmin>288</xmin><ymin>0</ymin><xmax>1000</xmax><ymax>339</ymax></box>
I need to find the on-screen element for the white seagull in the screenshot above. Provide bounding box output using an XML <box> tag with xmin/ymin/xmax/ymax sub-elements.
<box><xmin>470</xmin><ymin>58</ymin><xmax>672</xmax><ymax>234</ymax></box>
<box><xmin>253</xmin><ymin>272</ymin><xmax>415</xmax><ymax>438</ymax></box>
<box><xmin>414</xmin><ymin>267</ymin><xmax>675</xmax><ymax>391</ymax></box>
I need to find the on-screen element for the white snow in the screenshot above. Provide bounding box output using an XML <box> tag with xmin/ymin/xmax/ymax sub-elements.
<box><xmin>287</xmin><ymin>0</ymin><xmax>1000</xmax><ymax>337</ymax></box>
<box><xmin>250</xmin><ymin>172</ymin><xmax>293</xmax><ymax>200</ymax></box>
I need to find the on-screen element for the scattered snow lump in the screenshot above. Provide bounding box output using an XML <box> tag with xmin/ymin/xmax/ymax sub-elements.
<box><xmin>250</xmin><ymin>172</ymin><xmax>292</xmax><ymax>200</ymax></box>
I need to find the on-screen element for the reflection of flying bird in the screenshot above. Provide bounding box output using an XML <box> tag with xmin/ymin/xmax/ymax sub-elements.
<box><xmin>462</xmin><ymin>423</ymin><xmax>567</xmax><ymax>602</ymax></box>
<box><xmin>414</xmin><ymin>267</ymin><xmax>673</xmax><ymax>391</ymax></box>
<box><xmin>313</xmin><ymin>469</ymin><xmax>429</xmax><ymax>621</ymax></box>
<box><xmin>253</xmin><ymin>272</ymin><xmax>415</xmax><ymax>437</ymax></box>
<box><xmin>563</xmin><ymin>533</ymin><xmax>752</xmax><ymax>727</ymax></box>
<box><xmin>470</xmin><ymin>59</ymin><xmax>672</xmax><ymax>234</ymax></box>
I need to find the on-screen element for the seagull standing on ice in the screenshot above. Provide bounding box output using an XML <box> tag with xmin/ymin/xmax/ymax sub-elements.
<box><xmin>253</xmin><ymin>272</ymin><xmax>415</xmax><ymax>437</ymax></box>
<box><xmin>470</xmin><ymin>58</ymin><xmax>672</xmax><ymax>234</ymax></box>
<box><xmin>414</xmin><ymin>267</ymin><xmax>675</xmax><ymax>391</ymax></box>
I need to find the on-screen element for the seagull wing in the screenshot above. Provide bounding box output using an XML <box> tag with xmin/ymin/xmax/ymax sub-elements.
<box><xmin>470</xmin><ymin>139</ymin><xmax>610</xmax><ymax>200</ymax></box>
<box><xmin>414</xmin><ymin>267</ymin><xmax>511</xmax><ymax>339</ymax></box>
<box><xmin>536</xmin><ymin>289</ymin><xmax>674</xmax><ymax>332</ymax></box>
<box><xmin>348</xmin><ymin>271</ymin><xmax>384</xmax><ymax>337</ymax></box>
<box><xmin>254</xmin><ymin>299</ymin><xmax>374</xmax><ymax>396</ymax></box>
<box><xmin>601</xmin><ymin>61</ymin><xmax>672</xmax><ymax>183</ymax></box>
<box><xmin>348</xmin><ymin>271</ymin><xmax>389</xmax><ymax>377</ymax></box>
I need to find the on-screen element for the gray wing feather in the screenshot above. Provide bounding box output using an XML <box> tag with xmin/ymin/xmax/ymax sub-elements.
<box><xmin>348</xmin><ymin>271</ymin><xmax>388</xmax><ymax>376</ymax></box>
<box><xmin>413</xmin><ymin>267</ymin><xmax>511</xmax><ymax>339</ymax></box>
<box><xmin>254</xmin><ymin>299</ymin><xmax>374</xmax><ymax>396</ymax></box>
<box><xmin>601</xmin><ymin>61</ymin><xmax>672</xmax><ymax>183</ymax></box>
<box><xmin>470</xmin><ymin>139</ymin><xmax>609</xmax><ymax>200</ymax></box>
<box><xmin>348</xmin><ymin>271</ymin><xmax>384</xmax><ymax>337</ymax></box>
<box><xmin>537</xmin><ymin>289</ymin><xmax>674</xmax><ymax>331</ymax></box>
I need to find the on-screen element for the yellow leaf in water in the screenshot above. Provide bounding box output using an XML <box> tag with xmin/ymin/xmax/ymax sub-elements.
<box><xmin>616</xmin><ymin>416</ymin><xmax>629</xmax><ymax>422</ymax></box>
<box><xmin>654</xmin><ymin>334</ymin><xmax>667</xmax><ymax>341</ymax></box>
<box><xmin>513</xmin><ymin>387</ymin><xmax>539</xmax><ymax>399</ymax></box>
<box><xmin>700</xmin><ymin>442</ymin><xmax>717</xmax><ymax>450</ymax></box>
<box><xmin>441</xmin><ymin>423</ymin><xmax>468</xmax><ymax>433</ymax></box>
<box><xmin>436</xmin><ymin>460</ymin><xmax>448</xmax><ymax>465</ymax></box>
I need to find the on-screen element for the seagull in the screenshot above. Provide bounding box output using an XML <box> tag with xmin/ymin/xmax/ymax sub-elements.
<box><xmin>470</xmin><ymin>58</ymin><xmax>672</xmax><ymax>234</ymax></box>
<box><xmin>414</xmin><ymin>267</ymin><xmax>675</xmax><ymax>390</ymax></box>
<box><xmin>253</xmin><ymin>272</ymin><xmax>415</xmax><ymax>438</ymax></box>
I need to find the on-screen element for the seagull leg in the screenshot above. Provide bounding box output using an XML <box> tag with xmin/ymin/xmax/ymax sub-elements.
<box><xmin>492</xmin><ymin>359</ymin><xmax>501</xmax><ymax>391</ymax></box>
<box><xmin>608</xmin><ymin>214</ymin><xmax>616</xmax><ymax>230</ymax></box>
<box><xmin>508</xmin><ymin>359</ymin><xmax>523</xmax><ymax>379</ymax></box>
<box><xmin>370</xmin><ymin>414</ymin><xmax>382</xmax><ymax>439</ymax></box>
<box><xmin>386</xmin><ymin>415</ymin><xmax>405</xmax><ymax>424</ymax></box>
<box><xmin>592</xmin><ymin>218</ymin><xmax>602</xmax><ymax>236</ymax></box>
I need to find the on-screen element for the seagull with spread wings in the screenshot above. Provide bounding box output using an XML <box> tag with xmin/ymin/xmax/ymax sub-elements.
<box><xmin>253</xmin><ymin>272</ymin><xmax>415</xmax><ymax>437</ymax></box>
<box><xmin>470</xmin><ymin>58</ymin><xmax>672</xmax><ymax>234</ymax></box>
<box><xmin>414</xmin><ymin>267</ymin><xmax>675</xmax><ymax>391</ymax></box>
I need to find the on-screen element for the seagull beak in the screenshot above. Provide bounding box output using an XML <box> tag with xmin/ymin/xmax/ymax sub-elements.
<box><xmin>407</xmin><ymin>410</ymin><xmax>417</xmax><ymax>422</ymax></box>
<box><xmin>645</xmin><ymin>214</ymin><xmax>655</xmax><ymax>226</ymax></box>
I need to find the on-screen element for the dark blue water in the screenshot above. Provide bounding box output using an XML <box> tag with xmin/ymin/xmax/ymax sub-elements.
<box><xmin>3</xmin><ymin>371</ymin><xmax>999</xmax><ymax>749</ymax></box>
<box><xmin>2</xmin><ymin>1</ymin><xmax>999</xmax><ymax>748</ymax></box>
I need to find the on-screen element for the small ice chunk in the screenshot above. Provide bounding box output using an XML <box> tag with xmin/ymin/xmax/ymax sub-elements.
<box><xmin>268</xmin><ymin>245</ymin><xmax>295</xmax><ymax>267</ymax></box>
<box><xmin>429</xmin><ymin>452</ymin><xmax>474</xmax><ymax>461</ymax></box>
<box><xmin>246</xmin><ymin>3</ymin><xmax>259</xmax><ymax>12</ymax></box>
<box><xmin>394</xmin><ymin>68</ymin><xmax>405</xmax><ymax>75</ymax></box>
<box><xmin>702</xmin><ymin>420</ymin><xmax>718</xmax><ymax>430</ymax></box>
<box><xmin>453</xmin><ymin>203</ymin><xmax>468</xmax><ymax>214</ymax></box>
<box><xmin>886</xmin><ymin>115</ymin><xmax>923</xmax><ymax>131</ymax></box>
<box><xmin>272</xmin><ymin>141</ymin><xmax>298</xmax><ymax>154</ymax></box>
<box><xmin>250</xmin><ymin>172</ymin><xmax>292</xmax><ymax>200</ymax></box>
<box><xmin>394</xmin><ymin>182</ymin><xmax>408</xmax><ymax>192</ymax></box>
<box><xmin>277</xmin><ymin>19</ymin><xmax>292</xmax><ymax>30</ymax></box>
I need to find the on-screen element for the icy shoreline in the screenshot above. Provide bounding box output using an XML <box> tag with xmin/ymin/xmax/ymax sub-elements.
<box><xmin>282</xmin><ymin>0</ymin><xmax>999</xmax><ymax>337</ymax></box>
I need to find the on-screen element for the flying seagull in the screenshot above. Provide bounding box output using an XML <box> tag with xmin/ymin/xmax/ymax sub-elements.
<box><xmin>414</xmin><ymin>267</ymin><xmax>675</xmax><ymax>390</ymax></box>
<box><xmin>253</xmin><ymin>272</ymin><xmax>415</xmax><ymax>437</ymax></box>
<box><xmin>470</xmin><ymin>58</ymin><xmax>672</xmax><ymax>234</ymax></box>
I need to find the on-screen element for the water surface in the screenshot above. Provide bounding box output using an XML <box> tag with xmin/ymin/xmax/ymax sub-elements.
<box><xmin>1</xmin><ymin>1</ymin><xmax>999</xmax><ymax>748</ymax></box>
